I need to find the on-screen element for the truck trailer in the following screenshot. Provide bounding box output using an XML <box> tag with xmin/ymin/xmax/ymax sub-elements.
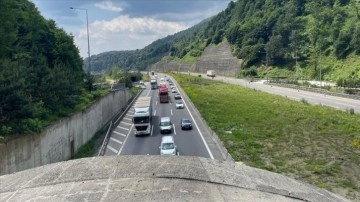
<box><xmin>158</xmin><ymin>83</ymin><xmax>170</xmax><ymax>103</ymax></box>
<box><xmin>132</xmin><ymin>96</ymin><xmax>152</xmax><ymax>136</ymax></box>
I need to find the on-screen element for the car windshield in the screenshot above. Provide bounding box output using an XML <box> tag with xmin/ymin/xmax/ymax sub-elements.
<box><xmin>160</xmin><ymin>121</ymin><xmax>171</xmax><ymax>126</ymax></box>
<box><xmin>182</xmin><ymin>119</ymin><xmax>191</xmax><ymax>124</ymax></box>
<box><xmin>177</xmin><ymin>101</ymin><xmax>183</xmax><ymax>104</ymax></box>
<box><xmin>161</xmin><ymin>143</ymin><xmax>174</xmax><ymax>150</ymax></box>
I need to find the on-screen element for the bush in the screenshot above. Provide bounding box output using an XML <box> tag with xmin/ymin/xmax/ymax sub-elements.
<box><xmin>300</xmin><ymin>98</ymin><xmax>309</xmax><ymax>105</ymax></box>
<box><xmin>348</xmin><ymin>108</ymin><xmax>355</xmax><ymax>115</ymax></box>
<box><xmin>19</xmin><ymin>118</ymin><xmax>43</xmax><ymax>134</ymax></box>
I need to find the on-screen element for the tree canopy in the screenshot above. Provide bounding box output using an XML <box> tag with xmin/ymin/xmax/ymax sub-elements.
<box><xmin>0</xmin><ymin>0</ymin><xmax>85</xmax><ymax>137</ymax></box>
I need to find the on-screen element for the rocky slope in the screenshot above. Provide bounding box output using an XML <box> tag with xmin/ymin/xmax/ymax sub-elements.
<box><xmin>151</xmin><ymin>40</ymin><xmax>242</xmax><ymax>76</ymax></box>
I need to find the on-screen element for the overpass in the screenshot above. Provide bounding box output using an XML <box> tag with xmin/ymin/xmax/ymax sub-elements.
<box><xmin>0</xmin><ymin>156</ymin><xmax>350</xmax><ymax>201</ymax></box>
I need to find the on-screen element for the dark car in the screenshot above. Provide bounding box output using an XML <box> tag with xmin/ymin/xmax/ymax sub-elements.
<box><xmin>181</xmin><ymin>118</ymin><xmax>192</xmax><ymax>130</ymax></box>
<box><xmin>174</xmin><ymin>93</ymin><xmax>181</xmax><ymax>100</ymax></box>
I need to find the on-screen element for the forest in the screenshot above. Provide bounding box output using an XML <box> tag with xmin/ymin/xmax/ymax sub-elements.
<box><xmin>90</xmin><ymin>0</ymin><xmax>360</xmax><ymax>86</ymax></box>
<box><xmin>0</xmin><ymin>0</ymin><xmax>87</xmax><ymax>140</ymax></box>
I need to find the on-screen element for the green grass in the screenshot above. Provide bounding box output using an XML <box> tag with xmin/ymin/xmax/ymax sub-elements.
<box><xmin>172</xmin><ymin>73</ymin><xmax>360</xmax><ymax>200</ymax></box>
<box><xmin>180</xmin><ymin>54</ymin><xmax>199</xmax><ymax>64</ymax></box>
<box><xmin>72</xmin><ymin>128</ymin><xmax>105</xmax><ymax>159</ymax></box>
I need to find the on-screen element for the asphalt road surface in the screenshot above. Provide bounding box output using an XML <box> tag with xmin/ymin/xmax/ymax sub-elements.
<box><xmin>189</xmin><ymin>72</ymin><xmax>360</xmax><ymax>113</ymax></box>
<box><xmin>104</xmin><ymin>76</ymin><xmax>216</xmax><ymax>159</ymax></box>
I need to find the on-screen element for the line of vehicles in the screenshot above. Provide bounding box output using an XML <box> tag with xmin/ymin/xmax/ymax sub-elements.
<box><xmin>132</xmin><ymin>72</ymin><xmax>193</xmax><ymax>156</ymax></box>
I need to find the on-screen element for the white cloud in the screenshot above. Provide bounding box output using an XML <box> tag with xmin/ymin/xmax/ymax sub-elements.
<box><xmin>75</xmin><ymin>15</ymin><xmax>189</xmax><ymax>57</ymax></box>
<box><xmin>94</xmin><ymin>1</ymin><xmax>123</xmax><ymax>12</ymax></box>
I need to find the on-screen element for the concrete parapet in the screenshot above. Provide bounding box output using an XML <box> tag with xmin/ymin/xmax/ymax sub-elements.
<box><xmin>0</xmin><ymin>156</ymin><xmax>350</xmax><ymax>202</ymax></box>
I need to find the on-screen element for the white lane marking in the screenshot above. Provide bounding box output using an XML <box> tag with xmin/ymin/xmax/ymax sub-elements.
<box><xmin>118</xmin><ymin>124</ymin><xmax>134</xmax><ymax>155</ymax></box>
<box><xmin>156</xmin><ymin>101</ymin><xmax>158</xmax><ymax>106</ymax></box>
<box><xmin>173</xmin><ymin>124</ymin><xmax>176</xmax><ymax>135</ymax></box>
<box><xmin>110</xmin><ymin>137</ymin><xmax>123</xmax><ymax>145</ymax></box>
<box><xmin>107</xmin><ymin>145</ymin><xmax>118</xmax><ymax>154</ymax></box>
<box><xmin>113</xmin><ymin>131</ymin><xmax>126</xmax><ymax>137</ymax></box>
<box><xmin>182</xmin><ymin>98</ymin><xmax>214</xmax><ymax>159</ymax></box>
<box><xmin>117</xmin><ymin>126</ymin><xmax>129</xmax><ymax>131</ymax></box>
<box><xmin>122</xmin><ymin>122</ymin><xmax>132</xmax><ymax>126</ymax></box>
<box><xmin>171</xmin><ymin>109</ymin><xmax>173</xmax><ymax>116</ymax></box>
<box><xmin>147</xmin><ymin>88</ymin><xmax>151</xmax><ymax>96</ymax></box>
<box><xmin>154</xmin><ymin>110</ymin><xmax>156</xmax><ymax>116</ymax></box>
<box><xmin>177</xmin><ymin>151</ymin><xmax>180</xmax><ymax>156</ymax></box>
<box><xmin>123</xmin><ymin>117</ymin><xmax>132</xmax><ymax>121</ymax></box>
<box><xmin>151</xmin><ymin>125</ymin><xmax>154</xmax><ymax>136</ymax></box>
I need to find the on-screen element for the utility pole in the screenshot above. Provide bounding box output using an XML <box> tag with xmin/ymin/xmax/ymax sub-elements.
<box><xmin>70</xmin><ymin>7</ymin><xmax>91</xmax><ymax>75</ymax></box>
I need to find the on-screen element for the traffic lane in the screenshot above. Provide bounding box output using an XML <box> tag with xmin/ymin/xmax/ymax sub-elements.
<box><xmin>238</xmin><ymin>80</ymin><xmax>360</xmax><ymax>111</ymax></box>
<box><xmin>190</xmin><ymin>73</ymin><xmax>360</xmax><ymax>113</ymax></box>
<box><xmin>104</xmin><ymin>86</ymin><xmax>150</xmax><ymax>156</ymax></box>
<box><xmin>168</xmin><ymin>91</ymin><xmax>212</xmax><ymax>158</ymax></box>
<box><xmin>119</xmin><ymin>131</ymin><xmax>161</xmax><ymax>155</ymax></box>
<box><xmin>120</xmin><ymin>74</ymin><xmax>212</xmax><ymax>158</ymax></box>
<box><xmin>119</xmin><ymin>89</ymin><xmax>173</xmax><ymax>156</ymax></box>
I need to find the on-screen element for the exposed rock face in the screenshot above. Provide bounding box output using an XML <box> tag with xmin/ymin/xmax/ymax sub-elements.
<box><xmin>151</xmin><ymin>40</ymin><xmax>242</xmax><ymax>76</ymax></box>
<box><xmin>194</xmin><ymin>40</ymin><xmax>242</xmax><ymax>76</ymax></box>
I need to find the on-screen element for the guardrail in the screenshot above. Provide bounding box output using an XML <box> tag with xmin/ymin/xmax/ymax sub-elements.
<box><xmin>97</xmin><ymin>89</ymin><xmax>143</xmax><ymax>156</ymax></box>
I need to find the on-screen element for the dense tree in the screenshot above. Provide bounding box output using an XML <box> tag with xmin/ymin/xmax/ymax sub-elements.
<box><xmin>0</xmin><ymin>0</ymin><xmax>85</xmax><ymax>136</ymax></box>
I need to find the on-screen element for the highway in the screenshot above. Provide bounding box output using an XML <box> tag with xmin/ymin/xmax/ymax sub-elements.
<box><xmin>189</xmin><ymin>73</ymin><xmax>360</xmax><ymax>113</ymax></box>
<box><xmin>103</xmin><ymin>75</ymin><xmax>223</xmax><ymax>159</ymax></box>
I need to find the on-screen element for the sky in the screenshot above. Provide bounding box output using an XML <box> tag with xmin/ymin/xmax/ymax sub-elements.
<box><xmin>30</xmin><ymin>0</ymin><xmax>232</xmax><ymax>58</ymax></box>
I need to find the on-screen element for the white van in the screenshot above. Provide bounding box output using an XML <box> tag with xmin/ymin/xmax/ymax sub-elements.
<box><xmin>159</xmin><ymin>136</ymin><xmax>176</xmax><ymax>155</ymax></box>
<box><xmin>160</xmin><ymin>117</ymin><xmax>172</xmax><ymax>134</ymax></box>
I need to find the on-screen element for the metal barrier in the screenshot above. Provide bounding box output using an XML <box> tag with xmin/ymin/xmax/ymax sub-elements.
<box><xmin>97</xmin><ymin>90</ymin><xmax>143</xmax><ymax>156</ymax></box>
<box><xmin>97</xmin><ymin>121</ymin><xmax>113</xmax><ymax>156</ymax></box>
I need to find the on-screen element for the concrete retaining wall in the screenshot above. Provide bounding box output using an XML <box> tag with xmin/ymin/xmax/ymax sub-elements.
<box><xmin>0</xmin><ymin>89</ymin><xmax>132</xmax><ymax>175</ymax></box>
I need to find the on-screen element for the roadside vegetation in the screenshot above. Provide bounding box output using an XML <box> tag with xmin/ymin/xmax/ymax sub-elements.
<box><xmin>172</xmin><ymin>73</ymin><xmax>360</xmax><ymax>200</ymax></box>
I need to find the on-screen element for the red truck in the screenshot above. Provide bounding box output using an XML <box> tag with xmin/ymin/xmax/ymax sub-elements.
<box><xmin>159</xmin><ymin>84</ymin><xmax>170</xmax><ymax>103</ymax></box>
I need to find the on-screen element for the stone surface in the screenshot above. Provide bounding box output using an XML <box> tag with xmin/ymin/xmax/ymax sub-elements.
<box><xmin>0</xmin><ymin>156</ymin><xmax>350</xmax><ymax>202</ymax></box>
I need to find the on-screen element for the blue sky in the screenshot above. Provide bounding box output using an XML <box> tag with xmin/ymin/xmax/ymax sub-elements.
<box><xmin>30</xmin><ymin>0</ymin><xmax>232</xmax><ymax>58</ymax></box>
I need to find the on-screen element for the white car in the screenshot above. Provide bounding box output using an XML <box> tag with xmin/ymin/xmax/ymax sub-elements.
<box><xmin>172</xmin><ymin>89</ymin><xmax>177</xmax><ymax>93</ymax></box>
<box><xmin>159</xmin><ymin>136</ymin><xmax>176</xmax><ymax>155</ymax></box>
<box><xmin>175</xmin><ymin>101</ymin><xmax>184</xmax><ymax>109</ymax></box>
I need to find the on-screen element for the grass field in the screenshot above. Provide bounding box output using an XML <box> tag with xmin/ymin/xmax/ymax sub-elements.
<box><xmin>172</xmin><ymin>73</ymin><xmax>360</xmax><ymax>200</ymax></box>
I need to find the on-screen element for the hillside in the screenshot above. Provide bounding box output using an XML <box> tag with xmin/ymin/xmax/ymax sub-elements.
<box><xmin>84</xmin><ymin>19</ymin><xmax>210</xmax><ymax>73</ymax></box>
<box><xmin>90</xmin><ymin>0</ymin><xmax>360</xmax><ymax>86</ymax></box>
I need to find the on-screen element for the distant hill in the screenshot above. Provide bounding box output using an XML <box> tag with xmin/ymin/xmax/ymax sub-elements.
<box><xmin>87</xmin><ymin>0</ymin><xmax>360</xmax><ymax>83</ymax></box>
<box><xmin>85</xmin><ymin>19</ymin><xmax>210</xmax><ymax>73</ymax></box>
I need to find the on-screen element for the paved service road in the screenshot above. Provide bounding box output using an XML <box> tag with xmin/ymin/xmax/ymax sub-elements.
<box><xmin>104</xmin><ymin>76</ymin><xmax>227</xmax><ymax>160</ymax></box>
<box><xmin>189</xmin><ymin>73</ymin><xmax>360</xmax><ymax>113</ymax></box>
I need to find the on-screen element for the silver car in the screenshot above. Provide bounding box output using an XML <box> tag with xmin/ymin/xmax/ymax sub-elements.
<box><xmin>175</xmin><ymin>101</ymin><xmax>184</xmax><ymax>109</ymax></box>
<box><xmin>160</xmin><ymin>117</ymin><xmax>172</xmax><ymax>134</ymax></box>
